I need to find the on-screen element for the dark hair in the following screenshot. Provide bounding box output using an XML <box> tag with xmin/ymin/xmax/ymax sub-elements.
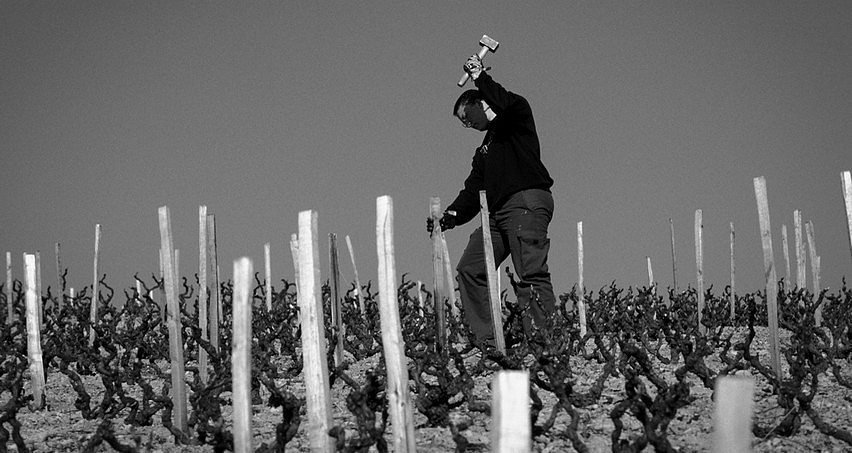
<box><xmin>453</xmin><ymin>89</ymin><xmax>482</xmax><ymax>116</ymax></box>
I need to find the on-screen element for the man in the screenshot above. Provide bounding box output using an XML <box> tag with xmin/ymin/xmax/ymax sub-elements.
<box><xmin>427</xmin><ymin>54</ymin><xmax>556</xmax><ymax>344</ymax></box>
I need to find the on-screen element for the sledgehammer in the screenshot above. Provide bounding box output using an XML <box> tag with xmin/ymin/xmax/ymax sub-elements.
<box><xmin>457</xmin><ymin>34</ymin><xmax>499</xmax><ymax>87</ymax></box>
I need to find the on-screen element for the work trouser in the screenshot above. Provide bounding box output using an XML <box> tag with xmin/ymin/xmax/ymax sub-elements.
<box><xmin>456</xmin><ymin>188</ymin><xmax>556</xmax><ymax>343</ymax></box>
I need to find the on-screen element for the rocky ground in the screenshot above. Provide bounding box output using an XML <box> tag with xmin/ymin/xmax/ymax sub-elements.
<box><xmin>7</xmin><ymin>327</ymin><xmax>852</xmax><ymax>452</ymax></box>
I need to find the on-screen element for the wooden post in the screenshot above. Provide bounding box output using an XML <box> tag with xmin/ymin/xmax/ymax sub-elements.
<box><xmin>24</xmin><ymin>254</ymin><xmax>46</xmax><ymax>409</ymax></box>
<box><xmin>670</xmin><ymin>218</ymin><xmax>678</xmax><ymax>292</ymax></box>
<box><xmin>5</xmin><ymin>252</ymin><xmax>11</xmax><ymax>323</ymax></box>
<box><xmin>289</xmin><ymin>233</ymin><xmax>300</xmax><ymax>287</ymax></box>
<box><xmin>753</xmin><ymin>177</ymin><xmax>782</xmax><ymax>383</ymax></box>
<box><xmin>577</xmin><ymin>221</ymin><xmax>587</xmax><ymax>336</ymax></box>
<box><xmin>264</xmin><ymin>242</ymin><xmax>272</xmax><ymax>312</ymax></box>
<box><xmin>55</xmin><ymin>242</ymin><xmax>63</xmax><ymax>305</ymax></box>
<box><xmin>376</xmin><ymin>196</ymin><xmax>417</xmax><ymax>452</ymax></box>
<box><xmin>441</xmin><ymin>235</ymin><xmax>458</xmax><ymax>318</ymax></box>
<box><xmin>416</xmin><ymin>281</ymin><xmax>424</xmax><ymax>313</ymax></box>
<box><xmin>158</xmin><ymin>206</ymin><xmax>188</xmax><ymax>435</ymax></box>
<box><xmin>805</xmin><ymin>221</ymin><xmax>821</xmax><ymax>325</ymax></box>
<box><xmin>35</xmin><ymin>251</ymin><xmax>42</xmax><ymax>327</ymax></box>
<box><xmin>794</xmin><ymin>210</ymin><xmax>806</xmax><ymax>289</ymax></box>
<box><xmin>207</xmin><ymin>214</ymin><xmax>220</xmax><ymax>351</ymax></box>
<box><xmin>730</xmin><ymin>222</ymin><xmax>736</xmax><ymax>320</ymax></box>
<box><xmin>198</xmin><ymin>206</ymin><xmax>209</xmax><ymax>384</ymax></box>
<box><xmin>429</xmin><ymin>197</ymin><xmax>447</xmax><ymax>349</ymax></box>
<box><xmin>711</xmin><ymin>375</ymin><xmax>754</xmax><ymax>453</ymax></box>
<box><xmin>345</xmin><ymin>235</ymin><xmax>364</xmax><ymax>312</ymax></box>
<box><xmin>328</xmin><ymin>233</ymin><xmax>344</xmax><ymax>367</ymax></box>
<box><xmin>646</xmin><ymin>256</ymin><xmax>653</xmax><ymax>288</ymax></box>
<box><xmin>89</xmin><ymin>224</ymin><xmax>101</xmax><ymax>346</ymax></box>
<box><xmin>842</xmin><ymin>171</ymin><xmax>852</xmax><ymax>269</ymax></box>
<box><xmin>695</xmin><ymin>210</ymin><xmax>705</xmax><ymax>334</ymax></box>
<box><xmin>232</xmin><ymin>257</ymin><xmax>253</xmax><ymax>453</ymax></box>
<box><xmin>781</xmin><ymin>225</ymin><xmax>792</xmax><ymax>287</ymax></box>
<box><xmin>297</xmin><ymin>210</ymin><xmax>334</xmax><ymax>452</ymax></box>
<box><xmin>479</xmin><ymin>191</ymin><xmax>505</xmax><ymax>353</ymax></box>
<box><xmin>491</xmin><ymin>370</ymin><xmax>531</xmax><ymax>453</ymax></box>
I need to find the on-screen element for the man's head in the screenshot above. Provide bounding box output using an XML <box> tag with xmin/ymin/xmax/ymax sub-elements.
<box><xmin>453</xmin><ymin>89</ymin><xmax>493</xmax><ymax>131</ymax></box>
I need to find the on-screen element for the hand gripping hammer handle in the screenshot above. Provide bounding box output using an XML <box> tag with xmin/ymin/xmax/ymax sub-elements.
<box><xmin>458</xmin><ymin>35</ymin><xmax>499</xmax><ymax>87</ymax></box>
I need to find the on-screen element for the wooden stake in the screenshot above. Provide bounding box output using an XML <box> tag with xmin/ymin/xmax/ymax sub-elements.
<box><xmin>669</xmin><ymin>218</ymin><xmax>678</xmax><ymax>292</ymax></box>
<box><xmin>5</xmin><ymin>252</ymin><xmax>11</xmax><ymax>323</ymax></box>
<box><xmin>805</xmin><ymin>221</ymin><xmax>821</xmax><ymax>325</ymax></box>
<box><xmin>753</xmin><ymin>177</ymin><xmax>782</xmax><ymax>383</ymax></box>
<box><xmin>24</xmin><ymin>254</ymin><xmax>45</xmax><ymax>409</ymax></box>
<box><xmin>491</xmin><ymin>370</ymin><xmax>531</xmax><ymax>453</ymax></box>
<box><xmin>328</xmin><ymin>233</ymin><xmax>343</xmax><ymax>367</ymax></box>
<box><xmin>695</xmin><ymin>210</ymin><xmax>705</xmax><ymax>334</ymax></box>
<box><xmin>198</xmin><ymin>206</ymin><xmax>209</xmax><ymax>384</ymax></box>
<box><xmin>711</xmin><ymin>375</ymin><xmax>754</xmax><ymax>453</ymax></box>
<box><xmin>479</xmin><ymin>191</ymin><xmax>505</xmax><ymax>353</ymax></box>
<box><xmin>794</xmin><ymin>210</ymin><xmax>806</xmax><ymax>289</ymax></box>
<box><xmin>158</xmin><ymin>206</ymin><xmax>188</xmax><ymax>435</ymax></box>
<box><xmin>207</xmin><ymin>214</ymin><xmax>220</xmax><ymax>352</ymax></box>
<box><xmin>376</xmin><ymin>196</ymin><xmax>417</xmax><ymax>452</ymax></box>
<box><xmin>345</xmin><ymin>235</ymin><xmax>364</xmax><ymax>312</ymax></box>
<box><xmin>265</xmin><ymin>242</ymin><xmax>272</xmax><ymax>312</ymax></box>
<box><xmin>441</xmin><ymin>235</ymin><xmax>458</xmax><ymax>318</ymax></box>
<box><xmin>232</xmin><ymin>257</ymin><xmax>253</xmax><ymax>453</ymax></box>
<box><xmin>577</xmin><ymin>221</ymin><xmax>587</xmax><ymax>337</ymax></box>
<box><xmin>429</xmin><ymin>197</ymin><xmax>447</xmax><ymax>349</ymax></box>
<box><xmin>842</xmin><ymin>171</ymin><xmax>852</xmax><ymax>270</ymax></box>
<box><xmin>297</xmin><ymin>210</ymin><xmax>334</xmax><ymax>452</ymax></box>
<box><xmin>55</xmin><ymin>242</ymin><xmax>63</xmax><ymax>304</ymax></box>
<box><xmin>730</xmin><ymin>222</ymin><xmax>736</xmax><ymax>320</ymax></box>
<box><xmin>35</xmin><ymin>251</ymin><xmax>42</xmax><ymax>328</ymax></box>
<box><xmin>781</xmin><ymin>225</ymin><xmax>792</xmax><ymax>287</ymax></box>
<box><xmin>89</xmin><ymin>224</ymin><xmax>101</xmax><ymax>346</ymax></box>
<box><xmin>646</xmin><ymin>256</ymin><xmax>654</xmax><ymax>288</ymax></box>
<box><xmin>289</xmin><ymin>233</ymin><xmax>300</xmax><ymax>287</ymax></box>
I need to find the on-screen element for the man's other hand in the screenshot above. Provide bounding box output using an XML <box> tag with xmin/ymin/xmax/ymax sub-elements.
<box><xmin>426</xmin><ymin>210</ymin><xmax>457</xmax><ymax>234</ymax></box>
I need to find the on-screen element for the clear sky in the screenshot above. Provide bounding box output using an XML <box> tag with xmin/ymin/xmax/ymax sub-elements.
<box><xmin>2</xmin><ymin>1</ymin><xmax>851</xmax><ymax>298</ymax></box>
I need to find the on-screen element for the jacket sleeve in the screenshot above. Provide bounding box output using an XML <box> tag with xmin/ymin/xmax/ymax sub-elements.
<box><xmin>446</xmin><ymin>155</ymin><xmax>483</xmax><ymax>226</ymax></box>
<box><xmin>474</xmin><ymin>72</ymin><xmax>530</xmax><ymax>123</ymax></box>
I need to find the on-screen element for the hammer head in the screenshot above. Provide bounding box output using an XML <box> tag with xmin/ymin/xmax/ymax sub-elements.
<box><xmin>480</xmin><ymin>35</ymin><xmax>499</xmax><ymax>52</ymax></box>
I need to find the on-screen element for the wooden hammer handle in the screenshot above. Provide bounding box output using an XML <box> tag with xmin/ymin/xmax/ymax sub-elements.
<box><xmin>457</xmin><ymin>46</ymin><xmax>492</xmax><ymax>87</ymax></box>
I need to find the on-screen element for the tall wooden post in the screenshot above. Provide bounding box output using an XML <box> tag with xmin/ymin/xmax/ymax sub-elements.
<box><xmin>781</xmin><ymin>225</ymin><xmax>792</xmax><ymax>287</ymax></box>
<box><xmin>842</xmin><ymin>171</ymin><xmax>852</xmax><ymax>269</ymax></box>
<box><xmin>376</xmin><ymin>196</ymin><xmax>417</xmax><ymax>452</ymax></box>
<box><xmin>805</xmin><ymin>221</ymin><xmax>821</xmax><ymax>325</ymax></box>
<box><xmin>207</xmin><ymin>214</ymin><xmax>220</xmax><ymax>351</ymax></box>
<box><xmin>695</xmin><ymin>210</ymin><xmax>705</xmax><ymax>334</ymax></box>
<box><xmin>198</xmin><ymin>206</ymin><xmax>209</xmax><ymax>383</ymax></box>
<box><xmin>429</xmin><ymin>197</ymin><xmax>447</xmax><ymax>349</ymax></box>
<box><xmin>5</xmin><ymin>252</ymin><xmax>11</xmax><ymax>323</ymax></box>
<box><xmin>55</xmin><ymin>242</ymin><xmax>63</xmax><ymax>303</ymax></box>
<box><xmin>232</xmin><ymin>257</ymin><xmax>253</xmax><ymax>453</ymax></box>
<box><xmin>289</xmin><ymin>233</ymin><xmax>300</xmax><ymax>287</ymax></box>
<box><xmin>479</xmin><ymin>191</ymin><xmax>505</xmax><ymax>353</ymax></box>
<box><xmin>669</xmin><ymin>218</ymin><xmax>678</xmax><ymax>292</ymax></box>
<box><xmin>89</xmin><ymin>224</ymin><xmax>101</xmax><ymax>346</ymax></box>
<box><xmin>753</xmin><ymin>177</ymin><xmax>782</xmax><ymax>383</ymax></box>
<box><xmin>794</xmin><ymin>210</ymin><xmax>806</xmax><ymax>289</ymax></box>
<box><xmin>298</xmin><ymin>211</ymin><xmax>334</xmax><ymax>452</ymax></box>
<box><xmin>25</xmin><ymin>254</ymin><xmax>46</xmax><ymax>409</ymax></box>
<box><xmin>158</xmin><ymin>206</ymin><xmax>188</xmax><ymax>435</ymax></box>
<box><xmin>729</xmin><ymin>222</ymin><xmax>736</xmax><ymax>320</ymax></box>
<box><xmin>577</xmin><ymin>221</ymin><xmax>587</xmax><ymax>336</ymax></box>
<box><xmin>328</xmin><ymin>233</ymin><xmax>343</xmax><ymax>366</ymax></box>
<box><xmin>264</xmin><ymin>242</ymin><xmax>272</xmax><ymax>312</ymax></box>
<box><xmin>345</xmin><ymin>235</ymin><xmax>364</xmax><ymax>312</ymax></box>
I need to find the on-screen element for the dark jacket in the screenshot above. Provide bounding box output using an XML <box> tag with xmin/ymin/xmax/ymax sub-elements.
<box><xmin>447</xmin><ymin>72</ymin><xmax>554</xmax><ymax>225</ymax></box>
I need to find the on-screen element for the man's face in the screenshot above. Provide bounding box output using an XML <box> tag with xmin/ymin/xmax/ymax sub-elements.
<box><xmin>456</xmin><ymin>101</ymin><xmax>489</xmax><ymax>131</ymax></box>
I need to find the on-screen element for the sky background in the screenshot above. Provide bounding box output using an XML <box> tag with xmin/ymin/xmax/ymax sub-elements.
<box><xmin>2</xmin><ymin>1</ymin><xmax>851</xmax><ymax>300</ymax></box>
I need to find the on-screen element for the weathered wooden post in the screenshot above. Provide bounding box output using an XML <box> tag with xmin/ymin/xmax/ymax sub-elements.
<box><xmin>729</xmin><ymin>222</ymin><xmax>736</xmax><ymax>320</ymax></box>
<box><xmin>441</xmin><ymin>235</ymin><xmax>458</xmax><ymax>318</ymax></box>
<box><xmin>328</xmin><ymin>233</ymin><xmax>344</xmax><ymax>366</ymax></box>
<box><xmin>491</xmin><ymin>370</ymin><xmax>531</xmax><ymax>452</ymax></box>
<box><xmin>781</xmin><ymin>225</ymin><xmax>792</xmax><ymax>287</ymax></box>
<box><xmin>842</xmin><ymin>171</ymin><xmax>852</xmax><ymax>270</ymax></box>
<box><xmin>232</xmin><ymin>257</ymin><xmax>253</xmax><ymax>453</ymax></box>
<box><xmin>25</xmin><ymin>253</ymin><xmax>45</xmax><ymax>409</ymax></box>
<box><xmin>289</xmin><ymin>233</ymin><xmax>300</xmax><ymax>287</ymax></box>
<box><xmin>5</xmin><ymin>252</ymin><xmax>11</xmax><ymax>323</ymax></box>
<box><xmin>54</xmin><ymin>242</ymin><xmax>63</xmax><ymax>306</ymax></box>
<box><xmin>158</xmin><ymin>206</ymin><xmax>188</xmax><ymax>435</ymax></box>
<box><xmin>794</xmin><ymin>210</ymin><xmax>806</xmax><ymax>289</ymax></box>
<box><xmin>264</xmin><ymin>242</ymin><xmax>272</xmax><ymax>312</ymax></box>
<box><xmin>577</xmin><ymin>221</ymin><xmax>587</xmax><ymax>336</ymax></box>
<box><xmin>345</xmin><ymin>235</ymin><xmax>364</xmax><ymax>312</ymax></box>
<box><xmin>669</xmin><ymin>218</ymin><xmax>678</xmax><ymax>292</ymax></box>
<box><xmin>695</xmin><ymin>210</ymin><xmax>705</xmax><ymax>334</ymax></box>
<box><xmin>805</xmin><ymin>221</ymin><xmax>821</xmax><ymax>325</ymax></box>
<box><xmin>89</xmin><ymin>224</ymin><xmax>101</xmax><ymax>346</ymax></box>
<box><xmin>198</xmin><ymin>206</ymin><xmax>209</xmax><ymax>383</ymax></box>
<box><xmin>753</xmin><ymin>176</ymin><xmax>782</xmax><ymax>383</ymax></box>
<box><xmin>376</xmin><ymin>196</ymin><xmax>417</xmax><ymax>452</ymax></box>
<box><xmin>207</xmin><ymin>214</ymin><xmax>221</xmax><ymax>351</ymax></box>
<box><xmin>479</xmin><ymin>191</ymin><xmax>505</xmax><ymax>353</ymax></box>
<box><xmin>297</xmin><ymin>210</ymin><xmax>334</xmax><ymax>452</ymax></box>
<box><xmin>711</xmin><ymin>375</ymin><xmax>754</xmax><ymax>453</ymax></box>
<box><xmin>646</xmin><ymin>256</ymin><xmax>654</xmax><ymax>288</ymax></box>
<box><xmin>429</xmin><ymin>197</ymin><xmax>447</xmax><ymax>349</ymax></box>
